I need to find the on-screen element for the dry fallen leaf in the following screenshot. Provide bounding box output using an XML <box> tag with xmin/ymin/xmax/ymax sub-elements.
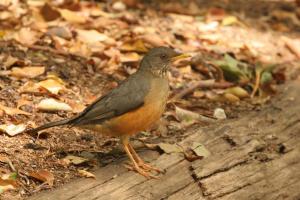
<box><xmin>223</xmin><ymin>93</ymin><xmax>240</xmax><ymax>103</ymax></box>
<box><xmin>38</xmin><ymin>79</ymin><xmax>65</xmax><ymax>95</ymax></box>
<box><xmin>120</xmin><ymin>52</ymin><xmax>140</xmax><ymax>63</ymax></box>
<box><xmin>76</xmin><ymin>29</ymin><xmax>110</xmax><ymax>43</ymax></box>
<box><xmin>10</xmin><ymin>66</ymin><xmax>45</xmax><ymax>79</ymax></box>
<box><xmin>175</xmin><ymin>106</ymin><xmax>214</xmax><ymax>126</ymax></box>
<box><xmin>7</xmin><ymin>27</ymin><xmax>39</xmax><ymax>45</ymax></box>
<box><xmin>120</xmin><ymin>39</ymin><xmax>148</xmax><ymax>53</ymax></box>
<box><xmin>63</xmin><ymin>155</ymin><xmax>89</xmax><ymax>165</ymax></box>
<box><xmin>282</xmin><ymin>36</ymin><xmax>300</xmax><ymax>59</ymax></box>
<box><xmin>58</xmin><ymin>9</ymin><xmax>86</xmax><ymax>24</ymax></box>
<box><xmin>0</xmin><ymin>176</ymin><xmax>17</xmax><ymax>194</ymax></box>
<box><xmin>0</xmin><ymin>104</ymin><xmax>31</xmax><ymax>116</ymax></box>
<box><xmin>37</xmin><ymin>98</ymin><xmax>72</xmax><ymax>112</ymax></box>
<box><xmin>78</xmin><ymin>169</ymin><xmax>95</xmax><ymax>178</ymax></box>
<box><xmin>2</xmin><ymin>55</ymin><xmax>19</xmax><ymax>69</ymax></box>
<box><xmin>221</xmin><ymin>15</ymin><xmax>240</xmax><ymax>26</ymax></box>
<box><xmin>65</xmin><ymin>100</ymin><xmax>86</xmax><ymax>113</ymax></box>
<box><xmin>191</xmin><ymin>142</ymin><xmax>211</xmax><ymax>158</ymax></box>
<box><xmin>0</xmin><ymin>124</ymin><xmax>26</xmax><ymax>136</ymax></box>
<box><xmin>213</xmin><ymin>108</ymin><xmax>227</xmax><ymax>120</ymax></box>
<box><xmin>17</xmin><ymin>97</ymin><xmax>32</xmax><ymax>109</ymax></box>
<box><xmin>29</xmin><ymin>170</ymin><xmax>54</xmax><ymax>186</ymax></box>
<box><xmin>19</xmin><ymin>81</ymin><xmax>41</xmax><ymax>94</ymax></box>
<box><xmin>225</xmin><ymin>87</ymin><xmax>249</xmax><ymax>98</ymax></box>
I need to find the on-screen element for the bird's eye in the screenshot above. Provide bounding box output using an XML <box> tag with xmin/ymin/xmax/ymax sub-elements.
<box><xmin>160</xmin><ymin>54</ymin><xmax>167</xmax><ymax>60</ymax></box>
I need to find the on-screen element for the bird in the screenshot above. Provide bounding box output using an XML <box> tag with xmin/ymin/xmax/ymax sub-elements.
<box><xmin>28</xmin><ymin>46</ymin><xmax>189</xmax><ymax>178</ymax></box>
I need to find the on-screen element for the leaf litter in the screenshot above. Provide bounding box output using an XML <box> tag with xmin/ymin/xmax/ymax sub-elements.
<box><xmin>0</xmin><ymin>0</ymin><xmax>298</xmax><ymax>198</ymax></box>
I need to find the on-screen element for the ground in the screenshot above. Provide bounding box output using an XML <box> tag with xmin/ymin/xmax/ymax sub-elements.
<box><xmin>0</xmin><ymin>0</ymin><xmax>299</xmax><ymax>199</ymax></box>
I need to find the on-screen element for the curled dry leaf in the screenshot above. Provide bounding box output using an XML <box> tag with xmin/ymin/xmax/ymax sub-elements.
<box><xmin>66</xmin><ymin>100</ymin><xmax>86</xmax><ymax>113</ymax></box>
<box><xmin>58</xmin><ymin>9</ymin><xmax>86</xmax><ymax>24</ymax></box>
<box><xmin>37</xmin><ymin>98</ymin><xmax>72</xmax><ymax>112</ymax></box>
<box><xmin>223</xmin><ymin>93</ymin><xmax>240</xmax><ymax>103</ymax></box>
<box><xmin>191</xmin><ymin>142</ymin><xmax>211</xmax><ymax>158</ymax></box>
<box><xmin>38</xmin><ymin>79</ymin><xmax>65</xmax><ymax>95</ymax></box>
<box><xmin>0</xmin><ymin>124</ymin><xmax>26</xmax><ymax>136</ymax></box>
<box><xmin>225</xmin><ymin>86</ymin><xmax>249</xmax><ymax>98</ymax></box>
<box><xmin>78</xmin><ymin>169</ymin><xmax>95</xmax><ymax>178</ymax></box>
<box><xmin>0</xmin><ymin>104</ymin><xmax>31</xmax><ymax>116</ymax></box>
<box><xmin>175</xmin><ymin>106</ymin><xmax>214</xmax><ymax>126</ymax></box>
<box><xmin>282</xmin><ymin>36</ymin><xmax>300</xmax><ymax>59</ymax></box>
<box><xmin>76</xmin><ymin>29</ymin><xmax>110</xmax><ymax>43</ymax></box>
<box><xmin>2</xmin><ymin>55</ymin><xmax>19</xmax><ymax>69</ymax></box>
<box><xmin>10</xmin><ymin>66</ymin><xmax>45</xmax><ymax>79</ymax></box>
<box><xmin>120</xmin><ymin>39</ymin><xmax>148</xmax><ymax>53</ymax></box>
<box><xmin>7</xmin><ymin>27</ymin><xmax>39</xmax><ymax>45</ymax></box>
<box><xmin>29</xmin><ymin>170</ymin><xmax>54</xmax><ymax>186</ymax></box>
<box><xmin>221</xmin><ymin>15</ymin><xmax>241</xmax><ymax>26</ymax></box>
<box><xmin>63</xmin><ymin>155</ymin><xmax>89</xmax><ymax>165</ymax></box>
<box><xmin>223</xmin><ymin>93</ymin><xmax>240</xmax><ymax>102</ymax></box>
<box><xmin>120</xmin><ymin>52</ymin><xmax>140</xmax><ymax>63</ymax></box>
<box><xmin>112</xmin><ymin>1</ymin><xmax>126</xmax><ymax>11</ymax></box>
<box><xmin>213</xmin><ymin>108</ymin><xmax>227</xmax><ymax>120</ymax></box>
<box><xmin>0</xmin><ymin>174</ymin><xmax>17</xmax><ymax>194</ymax></box>
<box><xmin>19</xmin><ymin>81</ymin><xmax>40</xmax><ymax>94</ymax></box>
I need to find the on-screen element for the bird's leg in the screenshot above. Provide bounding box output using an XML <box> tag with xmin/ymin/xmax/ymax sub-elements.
<box><xmin>121</xmin><ymin>136</ymin><xmax>158</xmax><ymax>179</ymax></box>
<box><xmin>128</xmin><ymin>143</ymin><xmax>163</xmax><ymax>173</ymax></box>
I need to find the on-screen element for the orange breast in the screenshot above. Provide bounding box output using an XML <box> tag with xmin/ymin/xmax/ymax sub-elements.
<box><xmin>84</xmin><ymin>78</ymin><xmax>169</xmax><ymax>137</ymax></box>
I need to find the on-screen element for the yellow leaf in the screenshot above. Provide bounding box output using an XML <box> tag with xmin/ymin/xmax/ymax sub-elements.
<box><xmin>10</xmin><ymin>66</ymin><xmax>45</xmax><ymax>79</ymax></box>
<box><xmin>38</xmin><ymin>79</ymin><xmax>65</xmax><ymax>95</ymax></box>
<box><xmin>37</xmin><ymin>98</ymin><xmax>72</xmax><ymax>112</ymax></box>
<box><xmin>76</xmin><ymin>29</ymin><xmax>110</xmax><ymax>43</ymax></box>
<box><xmin>221</xmin><ymin>16</ymin><xmax>239</xmax><ymax>26</ymax></box>
<box><xmin>120</xmin><ymin>39</ymin><xmax>148</xmax><ymax>53</ymax></box>
<box><xmin>78</xmin><ymin>170</ymin><xmax>95</xmax><ymax>178</ymax></box>
<box><xmin>120</xmin><ymin>52</ymin><xmax>140</xmax><ymax>63</ymax></box>
<box><xmin>0</xmin><ymin>124</ymin><xmax>26</xmax><ymax>136</ymax></box>
<box><xmin>225</xmin><ymin>87</ymin><xmax>249</xmax><ymax>98</ymax></box>
<box><xmin>0</xmin><ymin>104</ymin><xmax>31</xmax><ymax>116</ymax></box>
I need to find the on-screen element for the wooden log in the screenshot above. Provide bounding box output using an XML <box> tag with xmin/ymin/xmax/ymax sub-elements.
<box><xmin>29</xmin><ymin>82</ymin><xmax>300</xmax><ymax>200</ymax></box>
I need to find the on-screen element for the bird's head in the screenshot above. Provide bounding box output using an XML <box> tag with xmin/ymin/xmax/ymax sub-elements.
<box><xmin>139</xmin><ymin>46</ymin><xmax>189</xmax><ymax>76</ymax></box>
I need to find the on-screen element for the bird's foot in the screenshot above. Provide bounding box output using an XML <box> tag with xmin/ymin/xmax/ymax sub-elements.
<box><xmin>123</xmin><ymin>163</ymin><xmax>159</xmax><ymax>179</ymax></box>
<box><xmin>136</xmin><ymin>160</ymin><xmax>164</xmax><ymax>174</ymax></box>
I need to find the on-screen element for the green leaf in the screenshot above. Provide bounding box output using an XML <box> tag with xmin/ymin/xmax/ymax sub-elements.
<box><xmin>9</xmin><ymin>172</ymin><xmax>17</xmax><ymax>180</ymax></box>
<box><xmin>213</xmin><ymin>54</ymin><xmax>251</xmax><ymax>82</ymax></box>
<box><xmin>260</xmin><ymin>71</ymin><xmax>273</xmax><ymax>84</ymax></box>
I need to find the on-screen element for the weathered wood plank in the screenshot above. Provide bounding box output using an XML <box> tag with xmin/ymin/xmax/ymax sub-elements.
<box><xmin>28</xmin><ymin>82</ymin><xmax>300</xmax><ymax>200</ymax></box>
<box><xmin>167</xmin><ymin>183</ymin><xmax>204</xmax><ymax>200</ymax></box>
<box><xmin>217</xmin><ymin>148</ymin><xmax>300</xmax><ymax>200</ymax></box>
<box><xmin>29</xmin><ymin>151</ymin><xmax>160</xmax><ymax>200</ymax></box>
<box><xmin>66</xmin><ymin>153</ymin><xmax>185</xmax><ymax>200</ymax></box>
<box><xmin>192</xmin><ymin>139</ymin><xmax>261</xmax><ymax>179</ymax></box>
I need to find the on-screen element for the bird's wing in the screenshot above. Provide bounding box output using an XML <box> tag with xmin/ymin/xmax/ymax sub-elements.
<box><xmin>69</xmin><ymin>73</ymin><xmax>150</xmax><ymax>126</ymax></box>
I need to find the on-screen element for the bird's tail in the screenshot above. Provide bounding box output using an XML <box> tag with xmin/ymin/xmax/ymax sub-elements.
<box><xmin>27</xmin><ymin>118</ymin><xmax>72</xmax><ymax>133</ymax></box>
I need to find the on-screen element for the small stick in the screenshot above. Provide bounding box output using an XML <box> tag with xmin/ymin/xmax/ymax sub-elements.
<box><xmin>171</xmin><ymin>79</ymin><xmax>234</xmax><ymax>100</ymax></box>
<box><xmin>251</xmin><ymin>70</ymin><xmax>261</xmax><ymax>98</ymax></box>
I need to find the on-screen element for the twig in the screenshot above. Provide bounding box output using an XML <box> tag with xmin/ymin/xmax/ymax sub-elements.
<box><xmin>251</xmin><ymin>70</ymin><xmax>261</xmax><ymax>98</ymax></box>
<box><xmin>171</xmin><ymin>79</ymin><xmax>234</xmax><ymax>100</ymax></box>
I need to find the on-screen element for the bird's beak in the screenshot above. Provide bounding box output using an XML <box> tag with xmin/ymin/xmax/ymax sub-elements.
<box><xmin>171</xmin><ymin>53</ymin><xmax>191</xmax><ymax>62</ymax></box>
